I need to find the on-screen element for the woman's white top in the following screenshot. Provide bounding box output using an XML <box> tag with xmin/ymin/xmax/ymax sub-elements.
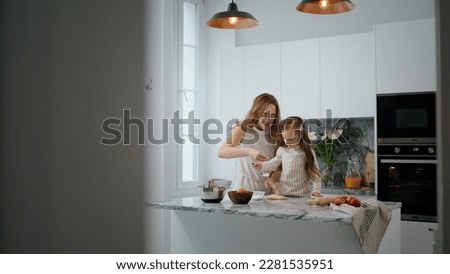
<box><xmin>232</xmin><ymin>128</ymin><xmax>276</xmax><ymax>193</ymax></box>
<box><xmin>261</xmin><ymin>146</ymin><xmax>321</xmax><ymax>197</ymax></box>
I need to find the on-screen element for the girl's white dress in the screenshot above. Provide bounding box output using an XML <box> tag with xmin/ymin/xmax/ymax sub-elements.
<box><xmin>231</xmin><ymin>128</ymin><xmax>276</xmax><ymax>192</ymax></box>
<box><xmin>260</xmin><ymin>146</ymin><xmax>321</xmax><ymax>197</ymax></box>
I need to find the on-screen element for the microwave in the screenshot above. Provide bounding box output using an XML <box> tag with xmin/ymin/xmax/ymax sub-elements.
<box><xmin>377</xmin><ymin>92</ymin><xmax>436</xmax><ymax>144</ymax></box>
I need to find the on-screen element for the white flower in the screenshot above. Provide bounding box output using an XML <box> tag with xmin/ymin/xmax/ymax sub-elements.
<box><xmin>308</xmin><ymin>131</ymin><xmax>318</xmax><ymax>141</ymax></box>
<box><xmin>327</xmin><ymin>129</ymin><xmax>343</xmax><ymax>140</ymax></box>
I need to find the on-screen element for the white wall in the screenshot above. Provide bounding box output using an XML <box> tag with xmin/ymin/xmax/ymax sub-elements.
<box><xmin>0</xmin><ymin>0</ymin><xmax>145</xmax><ymax>253</ymax></box>
<box><xmin>203</xmin><ymin>0</ymin><xmax>238</xmax><ymax>180</ymax></box>
<box><xmin>143</xmin><ymin>0</ymin><xmax>175</xmax><ymax>253</ymax></box>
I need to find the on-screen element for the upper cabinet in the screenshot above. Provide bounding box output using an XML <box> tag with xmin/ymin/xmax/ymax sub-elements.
<box><xmin>220</xmin><ymin>32</ymin><xmax>378</xmax><ymax>120</ymax></box>
<box><xmin>320</xmin><ymin>32</ymin><xmax>376</xmax><ymax>118</ymax></box>
<box><xmin>375</xmin><ymin>18</ymin><xmax>437</xmax><ymax>94</ymax></box>
<box><xmin>281</xmin><ymin>39</ymin><xmax>320</xmax><ymax>119</ymax></box>
<box><xmin>244</xmin><ymin>43</ymin><xmax>281</xmax><ymax>111</ymax></box>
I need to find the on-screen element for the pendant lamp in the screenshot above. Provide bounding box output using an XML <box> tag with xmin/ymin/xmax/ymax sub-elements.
<box><xmin>207</xmin><ymin>0</ymin><xmax>258</xmax><ymax>29</ymax></box>
<box><xmin>296</xmin><ymin>0</ymin><xmax>355</xmax><ymax>14</ymax></box>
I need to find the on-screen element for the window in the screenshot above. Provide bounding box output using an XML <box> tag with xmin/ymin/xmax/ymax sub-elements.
<box><xmin>177</xmin><ymin>0</ymin><xmax>202</xmax><ymax>189</ymax></box>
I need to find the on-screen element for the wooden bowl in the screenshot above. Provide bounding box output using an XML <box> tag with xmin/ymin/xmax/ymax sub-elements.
<box><xmin>228</xmin><ymin>191</ymin><xmax>253</xmax><ymax>204</ymax></box>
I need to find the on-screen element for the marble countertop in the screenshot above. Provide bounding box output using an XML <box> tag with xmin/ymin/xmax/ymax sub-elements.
<box><xmin>147</xmin><ymin>195</ymin><xmax>401</xmax><ymax>224</ymax></box>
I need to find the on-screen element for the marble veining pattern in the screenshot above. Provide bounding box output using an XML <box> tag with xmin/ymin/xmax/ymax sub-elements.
<box><xmin>306</xmin><ymin>117</ymin><xmax>375</xmax><ymax>188</ymax></box>
<box><xmin>147</xmin><ymin>196</ymin><xmax>401</xmax><ymax>224</ymax></box>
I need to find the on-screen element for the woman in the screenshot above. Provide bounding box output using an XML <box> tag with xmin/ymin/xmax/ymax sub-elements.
<box><xmin>218</xmin><ymin>93</ymin><xmax>281</xmax><ymax>192</ymax></box>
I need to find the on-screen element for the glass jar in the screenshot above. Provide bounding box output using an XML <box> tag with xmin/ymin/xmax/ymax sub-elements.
<box><xmin>321</xmin><ymin>164</ymin><xmax>334</xmax><ymax>186</ymax></box>
<box><xmin>345</xmin><ymin>160</ymin><xmax>362</xmax><ymax>189</ymax></box>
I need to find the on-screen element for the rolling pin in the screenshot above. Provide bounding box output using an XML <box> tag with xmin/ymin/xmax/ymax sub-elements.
<box><xmin>307</xmin><ymin>195</ymin><xmax>342</xmax><ymax>206</ymax></box>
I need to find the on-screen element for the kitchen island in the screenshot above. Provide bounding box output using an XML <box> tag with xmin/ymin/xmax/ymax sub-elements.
<box><xmin>147</xmin><ymin>195</ymin><xmax>401</xmax><ymax>254</ymax></box>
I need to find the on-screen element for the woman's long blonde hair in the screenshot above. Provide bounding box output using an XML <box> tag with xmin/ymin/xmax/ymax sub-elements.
<box><xmin>240</xmin><ymin>93</ymin><xmax>281</xmax><ymax>143</ymax></box>
<box><xmin>279</xmin><ymin>116</ymin><xmax>321</xmax><ymax>182</ymax></box>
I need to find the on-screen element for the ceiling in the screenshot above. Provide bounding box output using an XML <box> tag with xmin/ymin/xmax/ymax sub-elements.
<box><xmin>206</xmin><ymin>0</ymin><xmax>436</xmax><ymax>46</ymax></box>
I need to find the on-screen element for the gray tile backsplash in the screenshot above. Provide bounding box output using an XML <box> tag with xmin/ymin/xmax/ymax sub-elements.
<box><xmin>306</xmin><ymin>117</ymin><xmax>375</xmax><ymax>188</ymax></box>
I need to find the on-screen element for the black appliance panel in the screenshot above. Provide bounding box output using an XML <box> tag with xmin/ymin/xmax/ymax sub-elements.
<box><xmin>377</xmin><ymin>146</ymin><xmax>437</xmax><ymax>222</ymax></box>
<box><xmin>377</xmin><ymin>93</ymin><xmax>436</xmax><ymax>143</ymax></box>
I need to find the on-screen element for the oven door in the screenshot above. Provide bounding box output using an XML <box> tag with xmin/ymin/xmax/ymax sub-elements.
<box><xmin>377</xmin><ymin>157</ymin><xmax>437</xmax><ymax>222</ymax></box>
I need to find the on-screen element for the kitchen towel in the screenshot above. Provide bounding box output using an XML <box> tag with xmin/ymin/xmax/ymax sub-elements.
<box><xmin>331</xmin><ymin>199</ymin><xmax>392</xmax><ymax>254</ymax></box>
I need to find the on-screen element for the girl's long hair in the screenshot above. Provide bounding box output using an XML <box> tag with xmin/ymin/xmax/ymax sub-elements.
<box><xmin>240</xmin><ymin>93</ymin><xmax>281</xmax><ymax>144</ymax></box>
<box><xmin>279</xmin><ymin>116</ymin><xmax>321</xmax><ymax>182</ymax></box>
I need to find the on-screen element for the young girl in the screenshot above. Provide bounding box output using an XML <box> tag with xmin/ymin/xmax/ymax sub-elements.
<box><xmin>252</xmin><ymin>116</ymin><xmax>322</xmax><ymax>197</ymax></box>
<box><xmin>218</xmin><ymin>93</ymin><xmax>282</xmax><ymax>192</ymax></box>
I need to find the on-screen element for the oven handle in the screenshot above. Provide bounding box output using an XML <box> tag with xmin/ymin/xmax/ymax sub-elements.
<box><xmin>380</xmin><ymin>159</ymin><xmax>437</xmax><ymax>164</ymax></box>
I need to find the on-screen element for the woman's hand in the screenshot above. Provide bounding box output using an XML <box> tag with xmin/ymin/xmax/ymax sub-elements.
<box><xmin>311</xmin><ymin>191</ymin><xmax>323</xmax><ymax>197</ymax></box>
<box><xmin>247</xmin><ymin>148</ymin><xmax>269</xmax><ymax>162</ymax></box>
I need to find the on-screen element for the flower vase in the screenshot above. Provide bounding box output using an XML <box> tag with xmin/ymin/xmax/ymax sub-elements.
<box><xmin>321</xmin><ymin>164</ymin><xmax>334</xmax><ymax>186</ymax></box>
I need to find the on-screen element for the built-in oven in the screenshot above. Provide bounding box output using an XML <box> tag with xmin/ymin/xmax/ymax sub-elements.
<box><xmin>377</xmin><ymin>144</ymin><xmax>437</xmax><ymax>222</ymax></box>
<box><xmin>377</xmin><ymin>92</ymin><xmax>436</xmax><ymax>144</ymax></box>
<box><xmin>376</xmin><ymin>92</ymin><xmax>437</xmax><ymax>222</ymax></box>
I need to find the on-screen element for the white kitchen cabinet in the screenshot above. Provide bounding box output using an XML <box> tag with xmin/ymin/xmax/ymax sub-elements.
<box><xmin>244</xmin><ymin>43</ymin><xmax>281</xmax><ymax>111</ymax></box>
<box><xmin>375</xmin><ymin>18</ymin><xmax>437</xmax><ymax>94</ymax></box>
<box><xmin>221</xmin><ymin>33</ymin><xmax>376</xmax><ymax>121</ymax></box>
<box><xmin>320</xmin><ymin>32</ymin><xmax>375</xmax><ymax>119</ymax></box>
<box><xmin>220</xmin><ymin>47</ymin><xmax>246</xmax><ymax>125</ymax></box>
<box><xmin>281</xmin><ymin>39</ymin><xmax>320</xmax><ymax>119</ymax></box>
<box><xmin>401</xmin><ymin>221</ymin><xmax>438</xmax><ymax>254</ymax></box>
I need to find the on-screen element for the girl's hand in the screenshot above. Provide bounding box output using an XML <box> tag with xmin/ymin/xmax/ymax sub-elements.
<box><xmin>251</xmin><ymin>162</ymin><xmax>262</xmax><ymax>170</ymax></box>
<box><xmin>311</xmin><ymin>191</ymin><xmax>323</xmax><ymax>198</ymax></box>
<box><xmin>265</xmin><ymin>179</ymin><xmax>280</xmax><ymax>194</ymax></box>
<box><xmin>246</xmin><ymin>148</ymin><xmax>269</xmax><ymax>162</ymax></box>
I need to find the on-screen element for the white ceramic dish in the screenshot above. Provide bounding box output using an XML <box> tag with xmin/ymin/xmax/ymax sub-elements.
<box><xmin>252</xmin><ymin>191</ymin><xmax>265</xmax><ymax>201</ymax></box>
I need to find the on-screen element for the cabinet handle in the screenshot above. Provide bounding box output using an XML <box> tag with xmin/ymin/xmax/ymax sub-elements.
<box><xmin>428</xmin><ymin>228</ymin><xmax>436</xmax><ymax>232</ymax></box>
<box><xmin>380</xmin><ymin>159</ymin><xmax>437</xmax><ymax>164</ymax></box>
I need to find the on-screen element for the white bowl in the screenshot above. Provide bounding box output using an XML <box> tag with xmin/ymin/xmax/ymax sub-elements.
<box><xmin>252</xmin><ymin>191</ymin><xmax>265</xmax><ymax>201</ymax></box>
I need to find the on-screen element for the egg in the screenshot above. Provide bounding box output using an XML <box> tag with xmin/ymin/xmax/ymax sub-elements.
<box><xmin>236</xmin><ymin>187</ymin><xmax>248</xmax><ymax>193</ymax></box>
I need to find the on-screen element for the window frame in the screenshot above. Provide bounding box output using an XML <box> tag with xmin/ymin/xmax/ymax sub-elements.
<box><xmin>175</xmin><ymin>0</ymin><xmax>205</xmax><ymax>192</ymax></box>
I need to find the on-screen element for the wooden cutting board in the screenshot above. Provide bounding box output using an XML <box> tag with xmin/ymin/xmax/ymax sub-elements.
<box><xmin>364</xmin><ymin>152</ymin><xmax>375</xmax><ymax>186</ymax></box>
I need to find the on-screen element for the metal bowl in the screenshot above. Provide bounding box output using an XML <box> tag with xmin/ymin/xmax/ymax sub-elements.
<box><xmin>198</xmin><ymin>186</ymin><xmax>225</xmax><ymax>203</ymax></box>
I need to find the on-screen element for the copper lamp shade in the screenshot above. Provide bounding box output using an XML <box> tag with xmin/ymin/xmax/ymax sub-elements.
<box><xmin>296</xmin><ymin>0</ymin><xmax>355</xmax><ymax>14</ymax></box>
<box><xmin>207</xmin><ymin>0</ymin><xmax>258</xmax><ymax>29</ymax></box>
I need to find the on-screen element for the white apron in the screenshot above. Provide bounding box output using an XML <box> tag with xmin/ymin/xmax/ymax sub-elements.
<box><xmin>231</xmin><ymin>128</ymin><xmax>276</xmax><ymax>193</ymax></box>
